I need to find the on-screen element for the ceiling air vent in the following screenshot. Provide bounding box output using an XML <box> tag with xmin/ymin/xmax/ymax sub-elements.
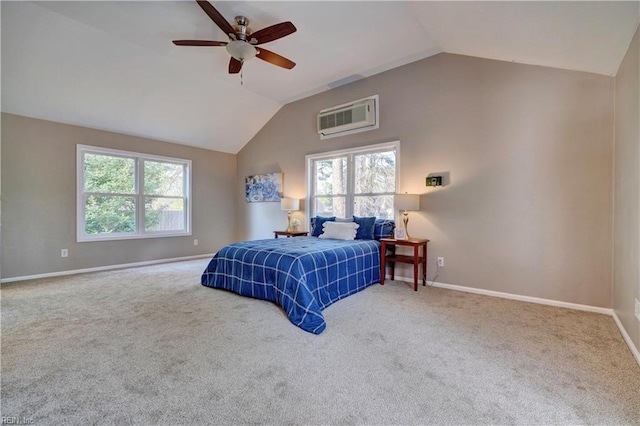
<box><xmin>317</xmin><ymin>95</ymin><xmax>379</xmax><ymax>139</ymax></box>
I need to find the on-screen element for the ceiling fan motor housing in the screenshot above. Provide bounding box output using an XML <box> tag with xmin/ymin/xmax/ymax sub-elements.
<box><xmin>233</xmin><ymin>16</ymin><xmax>251</xmax><ymax>41</ymax></box>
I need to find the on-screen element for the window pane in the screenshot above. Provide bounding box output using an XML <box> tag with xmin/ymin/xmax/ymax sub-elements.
<box><xmin>354</xmin><ymin>195</ymin><xmax>394</xmax><ymax>219</ymax></box>
<box><xmin>354</xmin><ymin>151</ymin><xmax>396</xmax><ymax>194</ymax></box>
<box><xmin>314</xmin><ymin>196</ymin><xmax>346</xmax><ymax>218</ymax></box>
<box><xmin>84</xmin><ymin>154</ymin><xmax>135</xmax><ymax>193</ymax></box>
<box><xmin>314</xmin><ymin>157</ymin><xmax>347</xmax><ymax>196</ymax></box>
<box><xmin>145</xmin><ymin>197</ymin><xmax>185</xmax><ymax>232</ymax></box>
<box><xmin>144</xmin><ymin>161</ymin><xmax>184</xmax><ymax>196</ymax></box>
<box><xmin>85</xmin><ymin>195</ymin><xmax>136</xmax><ymax>234</ymax></box>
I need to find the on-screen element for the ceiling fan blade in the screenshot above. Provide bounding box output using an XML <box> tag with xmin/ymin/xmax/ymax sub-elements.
<box><xmin>229</xmin><ymin>57</ymin><xmax>242</xmax><ymax>74</ymax></box>
<box><xmin>196</xmin><ymin>1</ymin><xmax>235</xmax><ymax>38</ymax></box>
<box><xmin>255</xmin><ymin>48</ymin><xmax>296</xmax><ymax>69</ymax></box>
<box><xmin>249</xmin><ymin>22</ymin><xmax>296</xmax><ymax>45</ymax></box>
<box><xmin>172</xmin><ymin>40</ymin><xmax>227</xmax><ymax>47</ymax></box>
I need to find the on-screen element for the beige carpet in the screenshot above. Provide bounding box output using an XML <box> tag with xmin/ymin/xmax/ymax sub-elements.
<box><xmin>1</xmin><ymin>259</ymin><xmax>639</xmax><ymax>425</ymax></box>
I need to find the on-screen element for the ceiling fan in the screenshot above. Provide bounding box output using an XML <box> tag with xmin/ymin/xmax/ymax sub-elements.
<box><xmin>173</xmin><ymin>0</ymin><xmax>296</xmax><ymax>74</ymax></box>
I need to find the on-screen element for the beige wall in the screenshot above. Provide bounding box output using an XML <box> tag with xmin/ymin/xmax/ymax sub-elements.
<box><xmin>238</xmin><ymin>53</ymin><xmax>614</xmax><ymax>308</ymax></box>
<box><xmin>1</xmin><ymin>113</ymin><xmax>237</xmax><ymax>279</ymax></box>
<box><xmin>613</xmin><ymin>27</ymin><xmax>640</xmax><ymax>351</ymax></box>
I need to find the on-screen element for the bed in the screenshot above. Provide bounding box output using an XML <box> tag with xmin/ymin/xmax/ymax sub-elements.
<box><xmin>201</xmin><ymin>218</ymin><xmax>395</xmax><ymax>334</ymax></box>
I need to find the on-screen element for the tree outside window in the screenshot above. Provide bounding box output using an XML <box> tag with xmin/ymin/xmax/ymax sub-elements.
<box><xmin>77</xmin><ymin>145</ymin><xmax>191</xmax><ymax>241</ymax></box>
<box><xmin>308</xmin><ymin>142</ymin><xmax>398</xmax><ymax>219</ymax></box>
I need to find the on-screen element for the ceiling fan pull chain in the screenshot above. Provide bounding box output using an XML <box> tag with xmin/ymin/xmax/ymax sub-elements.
<box><xmin>241</xmin><ymin>60</ymin><xmax>244</xmax><ymax>86</ymax></box>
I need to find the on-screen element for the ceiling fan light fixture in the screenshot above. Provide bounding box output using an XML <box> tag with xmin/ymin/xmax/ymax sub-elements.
<box><xmin>226</xmin><ymin>40</ymin><xmax>256</xmax><ymax>61</ymax></box>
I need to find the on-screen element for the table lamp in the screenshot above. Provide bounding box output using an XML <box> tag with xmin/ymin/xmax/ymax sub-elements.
<box><xmin>394</xmin><ymin>193</ymin><xmax>420</xmax><ymax>239</ymax></box>
<box><xmin>280</xmin><ymin>197</ymin><xmax>300</xmax><ymax>231</ymax></box>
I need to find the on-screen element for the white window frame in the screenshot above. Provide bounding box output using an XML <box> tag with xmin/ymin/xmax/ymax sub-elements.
<box><xmin>76</xmin><ymin>144</ymin><xmax>192</xmax><ymax>242</ymax></box>
<box><xmin>305</xmin><ymin>141</ymin><xmax>400</xmax><ymax>220</ymax></box>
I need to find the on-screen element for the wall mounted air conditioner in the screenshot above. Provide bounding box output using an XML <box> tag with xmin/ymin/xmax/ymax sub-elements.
<box><xmin>317</xmin><ymin>95</ymin><xmax>379</xmax><ymax>139</ymax></box>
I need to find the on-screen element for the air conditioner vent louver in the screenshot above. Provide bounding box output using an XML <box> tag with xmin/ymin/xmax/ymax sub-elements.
<box><xmin>319</xmin><ymin>109</ymin><xmax>353</xmax><ymax>131</ymax></box>
<box><xmin>317</xmin><ymin>95</ymin><xmax>378</xmax><ymax>139</ymax></box>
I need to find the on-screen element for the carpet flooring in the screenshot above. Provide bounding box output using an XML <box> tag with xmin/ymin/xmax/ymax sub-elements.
<box><xmin>1</xmin><ymin>259</ymin><xmax>639</xmax><ymax>425</ymax></box>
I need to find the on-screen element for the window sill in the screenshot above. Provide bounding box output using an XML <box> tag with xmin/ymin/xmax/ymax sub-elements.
<box><xmin>77</xmin><ymin>231</ymin><xmax>191</xmax><ymax>243</ymax></box>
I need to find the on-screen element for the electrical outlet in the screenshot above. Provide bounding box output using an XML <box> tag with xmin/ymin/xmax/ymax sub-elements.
<box><xmin>194</xmin><ymin>239</ymin><xmax>199</xmax><ymax>246</ymax></box>
<box><xmin>635</xmin><ymin>299</ymin><xmax>640</xmax><ymax>322</ymax></box>
<box><xmin>61</xmin><ymin>249</ymin><xmax>68</xmax><ymax>258</ymax></box>
<box><xmin>437</xmin><ymin>257</ymin><xmax>444</xmax><ymax>267</ymax></box>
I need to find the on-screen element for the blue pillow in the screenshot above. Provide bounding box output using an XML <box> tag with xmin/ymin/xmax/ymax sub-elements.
<box><xmin>352</xmin><ymin>216</ymin><xmax>376</xmax><ymax>240</ymax></box>
<box><xmin>311</xmin><ymin>216</ymin><xmax>336</xmax><ymax>237</ymax></box>
<box><xmin>373</xmin><ymin>219</ymin><xmax>395</xmax><ymax>240</ymax></box>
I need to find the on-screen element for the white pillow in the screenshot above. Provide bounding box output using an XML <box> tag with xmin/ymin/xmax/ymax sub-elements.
<box><xmin>335</xmin><ymin>217</ymin><xmax>354</xmax><ymax>223</ymax></box>
<box><xmin>319</xmin><ymin>221</ymin><xmax>359</xmax><ymax>240</ymax></box>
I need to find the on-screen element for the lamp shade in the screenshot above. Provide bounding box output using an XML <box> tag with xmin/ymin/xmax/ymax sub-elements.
<box><xmin>280</xmin><ymin>197</ymin><xmax>300</xmax><ymax>211</ymax></box>
<box><xmin>395</xmin><ymin>193</ymin><xmax>420</xmax><ymax>211</ymax></box>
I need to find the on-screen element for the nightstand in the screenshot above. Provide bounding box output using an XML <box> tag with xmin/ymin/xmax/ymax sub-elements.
<box><xmin>274</xmin><ymin>230</ymin><xmax>309</xmax><ymax>238</ymax></box>
<box><xmin>380</xmin><ymin>238</ymin><xmax>429</xmax><ymax>291</ymax></box>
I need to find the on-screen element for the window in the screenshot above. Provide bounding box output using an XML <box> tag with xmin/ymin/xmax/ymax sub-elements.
<box><xmin>306</xmin><ymin>141</ymin><xmax>399</xmax><ymax>219</ymax></box>
<box><xmin>77</xmin><ymin>145</ymin><xmax>191</xmax><ymax>242</ymax></box>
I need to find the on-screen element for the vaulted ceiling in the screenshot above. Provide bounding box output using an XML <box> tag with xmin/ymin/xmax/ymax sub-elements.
<box><xmin>2</xmin><ymin>1</ymin><xmax>639</xmax><ymax>154</ymax></box>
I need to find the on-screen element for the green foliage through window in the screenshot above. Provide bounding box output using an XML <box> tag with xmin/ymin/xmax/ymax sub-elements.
<box><xmin>84</xmin><ymin>154</ymin><xmax>135</xmax><ymax>193</ymax></box>
<box><xmin>85</xmin><ymin>195</ymin><xmax>135</xmax><ymax>235</ymax></box>
<box><xmin>79</xmin><ymin>146</ymin><xmax>190</xmax><ymax>240</ymax></box>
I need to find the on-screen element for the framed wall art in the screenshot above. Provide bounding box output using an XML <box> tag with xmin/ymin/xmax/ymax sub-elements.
<box><xmin>245</xmin><ymin>173</ymin><xmax>283</xmax><ymax>203</ymax></box>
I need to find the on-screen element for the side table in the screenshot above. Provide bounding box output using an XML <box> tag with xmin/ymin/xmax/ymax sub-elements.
<box><xmin>380</xmin><ymin>238</ymin><xmax>429</xmax><ymax>291</ymax></box>
<box><xmin>274</xmin><ymin>230</ymin><xmax>309</xmax><ymax>238</ymax></box>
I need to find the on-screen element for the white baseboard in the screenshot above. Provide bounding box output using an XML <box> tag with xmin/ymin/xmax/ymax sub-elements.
<box><xmin>391</xmin><ymin>274</ymin><xmax>639</xmax><ymax>366</ymax></box>
<box><xmin>612</xmin><ymin>311</ymin><xmax>640</xmax><ymax>366</ymax></box>
<box><xmin>0</xmin><ymin>253</ymin><xmax>215</xmax><ymax>284</ymax></box>
<box><xmin>391</xmin><ymin>274</ymin><xmax>612</xmax><ymax>315</ymax></box>
<box><xmin>432</xmin><ymin>280</ymin><xmax>613</xmax><ymax>315</ymax></box>
<box><xmin>435</xmin><ymin>280</ymin><xmax>640</xmax><ymax>368</ymax></box>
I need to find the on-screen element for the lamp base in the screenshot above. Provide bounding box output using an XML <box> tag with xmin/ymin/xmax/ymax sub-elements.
<box><xmin>402</xmin><ymin>211</ymin><xmax>411</xmax><ymax>239</ymax></box>
<box><xmin>286</xmin><ymin>211</ymin><xmax>293</xmax><ymax>232</ymax></box>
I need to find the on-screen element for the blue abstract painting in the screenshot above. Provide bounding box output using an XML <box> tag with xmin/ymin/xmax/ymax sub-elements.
<box><xmin>245</xmin><ymin>173</ymin><xmax>283</xmax><ymax>202</ymax></box>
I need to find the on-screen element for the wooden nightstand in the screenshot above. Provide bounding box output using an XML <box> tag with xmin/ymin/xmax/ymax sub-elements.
<box><xmin>380</xmin><ymin>238</ymin><xmax>429</xmax><ymax>291</ymax></box>
<box><xmin>274</xmin><ymin>230</ymin><xmax>309</xmax><ymax>238</ymax></box>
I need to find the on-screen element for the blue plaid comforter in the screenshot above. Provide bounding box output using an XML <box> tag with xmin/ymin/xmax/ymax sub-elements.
<box><xmin>201</xmin><ymin>237</ymin><xmax>381</xmax><ymax>334</ymax></box>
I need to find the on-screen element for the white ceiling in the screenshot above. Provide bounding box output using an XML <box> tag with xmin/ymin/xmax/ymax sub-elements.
<box><xmin>2</xmin><ymin>1</ymin><xmax>639</xmax><ymax>154</ymax></box>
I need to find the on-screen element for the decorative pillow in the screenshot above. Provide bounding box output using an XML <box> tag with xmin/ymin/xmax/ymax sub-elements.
<box><xmin>335</xmin><ymin>217</ymin><xmax>354</xmax><ymax>223</ymax></box>
<box><xmin>311</xmin><ymin>216</ymin><xmax>336</xmax><ymax>237</ymax></box>
<box><xmin>319</xmin><ymin>221</ymin><xmax>359</xmax><ymax>240</ymax></box>
<box><xmin>352</xmin><ymin>216</ymin><xmax>376</xmax><ymax>240</ymax></box>
<box><xmin>373</xmin><ymin>219</ymin><xmax>395</xmax><ymax>240</ymax></box>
